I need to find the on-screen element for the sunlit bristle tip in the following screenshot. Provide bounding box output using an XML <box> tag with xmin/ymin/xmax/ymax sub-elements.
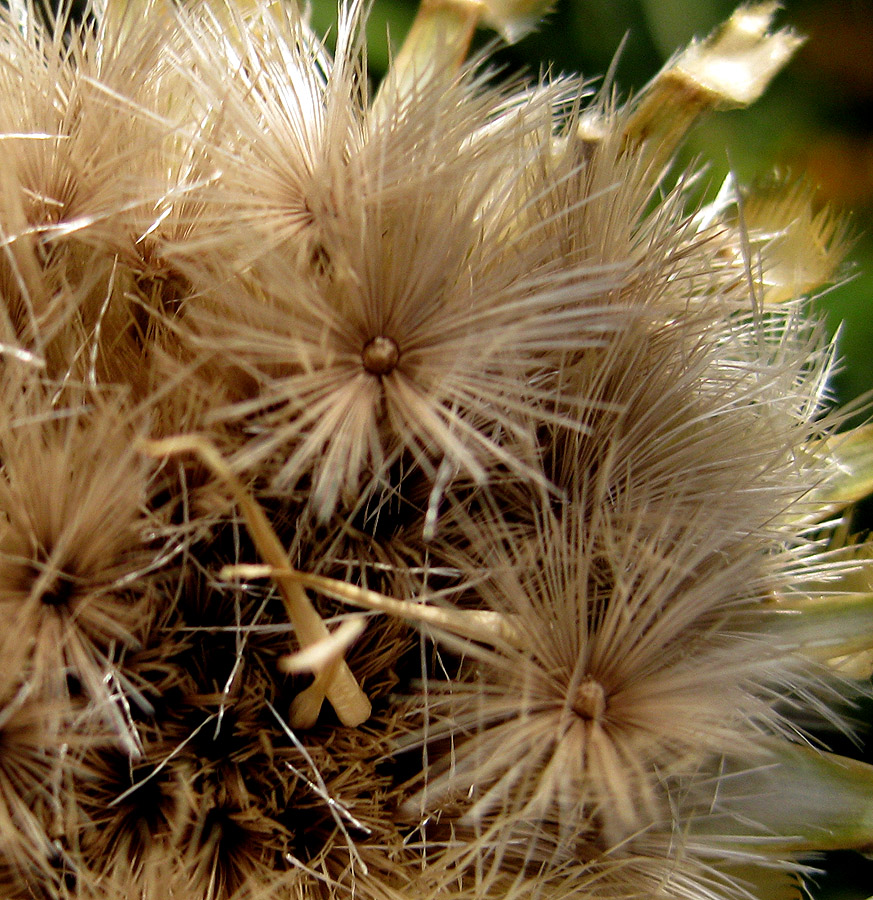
<box><xmin>626</xmin><ymin>2</ymin><xmax>803</xmax><ymax>162</ymax></box>
<box><xmin>738</xmin><ymin>176</ymin><xmax>849</xmax><ymax>304</ymax></box>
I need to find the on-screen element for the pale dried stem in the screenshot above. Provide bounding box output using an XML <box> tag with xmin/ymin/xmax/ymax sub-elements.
<box><xmin>221</xmin><ymin>563</ymin><xmax>521</xmax><ymax>646</ymax></box>
<box><xmin>140</xmin><ymin>435</ymin><xmax>371</xmax><ymax>727</ymax></box>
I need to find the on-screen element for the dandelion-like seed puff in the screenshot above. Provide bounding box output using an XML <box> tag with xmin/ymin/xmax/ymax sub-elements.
<box><xmin>162</xmin><ymin>30</ymin><xmax>627</xmax><ymax>521</ymax></box>
<box><xmin>0</xmin><ymin>383</ymin><xmax>175</xmax><ymax>743</ymax></box>
<box><xmin>398</xmin><ymin>476</ymin><xmax>830</xmax><ymax>855</ymax></box>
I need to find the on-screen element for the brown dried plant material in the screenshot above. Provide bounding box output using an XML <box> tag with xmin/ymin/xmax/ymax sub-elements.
<box><xmin>142</xmin><ymin>434</ymin><xmax>372</xmax><ymax>728</ymax></box>
<box><xmin>0</xmin><ymin>682</ymin><xmax>84</xmax><ymax>898</ymax></box>
<box><xmin>0</xmin><ymin>373</ymin><xmax>177</xmax><ymax>752</ymax></box>
<box><xmin>149</xmin><ymin>7</ymin><xmax>646</xmax><ymax>523</ymax></box>
<box><xmin>158</xmin><ymin>0</ymin><xmax>364</xmax><ymax>267</ymax></box>
<box><xmin>163</xmin><ymin>160</ymin><xmax>624</xmax><ymax>524</ymax></box>
<box><xmin>0</xmin><ymin>0</ymin><xmax>216</xmax><ymax>390</ymax></box>
<box><xmin>547</xmin><ymin>303</ymin><xmax>835</xmax><ymax>547</ymax></box>
<box><xmin>0</xmin><ymin>1</ymin><xmax>867</xmax><ymax>899</ymax></box>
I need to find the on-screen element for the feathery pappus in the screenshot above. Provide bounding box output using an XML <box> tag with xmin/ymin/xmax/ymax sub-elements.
<box><xmin>1</xmin><ymin>0</ymin><xmax>872</xmax><ymax>899</ymax></box>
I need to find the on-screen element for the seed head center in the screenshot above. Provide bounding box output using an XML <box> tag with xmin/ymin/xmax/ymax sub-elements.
<box><xmin>38</xmin><ymin>574</ymin><xmax>76</xmax><ymax>607</ymax></box>
<box><xmin>362</xmin><ymin>336</ymin><xmax>400</xmax><ymax>376</ymax></box>
<box><xmin>572</xmin><ymin>677</ymin><xmax>606</xmax><ymax>721</ymax></box>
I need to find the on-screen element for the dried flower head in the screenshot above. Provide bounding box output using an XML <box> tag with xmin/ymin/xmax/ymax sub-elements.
<box><xmin>1</xmin><ymin>1</ymin><xmax>870</xmax><ymax>899</ymax></box>
<box><xmin>160</xmin><ymin>45</ymin><xmax>627</xmax><ymax>521</ymax></box>
<box><xmin>394</xmin><ymin>435</ymin><xmax>839</xmax><ymax>861</ymax></box>
<box><xmin>0</xmin><ymin>371</ymin><xmax>175</xmax><ymax>749</ymax></box>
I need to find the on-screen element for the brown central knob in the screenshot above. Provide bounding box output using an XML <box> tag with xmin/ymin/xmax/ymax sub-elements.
<box><xmin>362</xmin><ymin>336</ymin><xmax>400</xmax><ymax>375</ymax></box>
<box><xmin>572</xmin><ymin>677</ymin><xmax>606</xmax><ymax>721</ymax></box>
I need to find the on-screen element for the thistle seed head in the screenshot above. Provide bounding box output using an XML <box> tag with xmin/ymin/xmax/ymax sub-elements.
<box><xmin>0</xmin><ymin>1</ymin><xmax>861</xmax><ymax>899</ymax></box>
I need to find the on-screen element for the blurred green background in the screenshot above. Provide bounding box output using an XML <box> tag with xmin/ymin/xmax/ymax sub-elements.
<box><xmin>301</xmin><ymin>0</ymin><xmax>873</xmax><ymax>896</ymax></box>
